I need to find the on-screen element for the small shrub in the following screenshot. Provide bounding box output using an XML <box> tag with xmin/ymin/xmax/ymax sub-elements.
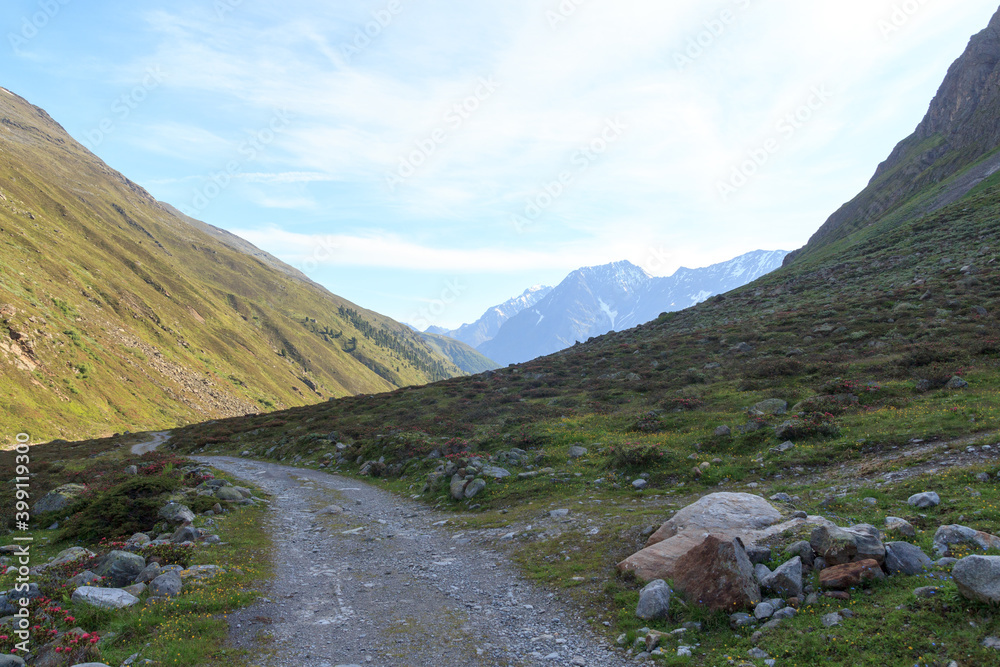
<box><xmin>60</xmin><ymin>475</ymin><xmax>180</xmax><ymax>542</ymax></box>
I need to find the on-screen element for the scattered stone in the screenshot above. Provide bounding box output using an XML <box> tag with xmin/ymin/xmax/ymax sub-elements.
<box><xmin>482</xmin><ymin>465</ymin><xmax>511</xmax><ymax>479</ymax></box>
<box><xmin>635</xmin><ymin>579</ymin><xmax>672</xmax><ymax>620</ymax></box>
<box><xmin>94</xmin><ymin>550</ymin><xmax>146</xmax><ymax>587</ymax></box>
<box><xmin>464</xmin><ymin>479</ymin><xmax>487</xmax><ymax>499</ymax></box>
<box><xmin>769</xmin><ymin>492</ymin><xmax>793</xmax><ymax>503</ymax></box>
<box><xmin>784</xmin><ymin>540</ymin><xmax>814</xmax><ymax>568</ymax></box>
<box><xmin>753</xmin><ymin>399</ymin><xmax>788</xmax><ymax>415</ymax></box>
<box><xmin>568</xmin><ymin>446</ymin><xmax>588</xmax><ymax>459</ymax></box>
<box><xmin>819</xmin><ymin>559</ymin><xmax>885</xmax><ymax>590</ymax></box>
<box><xmin>933</xmin><ymin>524</ymin><xmax>1000</xmax><ymax>557</ymax></box>
<box><xmin>754</xmin><ymin>602</ymin><xmax>775</xmax><ymax>620</ymax></box>
<box><xmin>913</xmin><ymin>586</ymin><xmax>942</xmax><ymax>599</ymax></box>
<box><xmin>149</xmin><ymin>571</ymin><xmax>183</xmax><ymax>598</ymax></box>
<box><xmin>729</xmin><ymin>612</ymin><xmax>754</xmax><ymax>630</ymax></box>
<box><xmin>885</xmin><ymin>542</ymin><xmax>932</xmax><ymax>576</ymax></box>
<box><xmin>632</xmin><ymin>479</ymin><xmax>648</xmax><ymax>490</ymax></box>
<box><xmin>770</xmin><ymin>441</ymin><xmax>796</xmax><ymax>454</ymax></box>
<box><xmin>216</xmin><ymin>486</ymin><xmax>244</xmax><ymax>502</ymax></box>
<box><xmin>982</xmin><ymin>637</ymin><xmax>1000</xmax><ymax>650</ymax></box>
<box><xmin>159</xmin><ymin>503</ymin><xmax>195</xmax><ymax>525</ymax></box>
<box><xmin>714</xmin><ymin>426</ymin><xmax>732</xmax><ymax>437</ymax></box>
<box><xmin>821</xmin><ymin>612</ymin><xmax>842</xmax><ymax>628</ymax></box>
<box><xmin>946</xmin><ymin>376</ymin><xmax>970</xmax><ymax>390</ymax></box>
<box><xmin>32</xmin><ymin>483</ymin><xmax>87</xmax><ymax>515</ymax></box>
<box><xmin>72</xmin><ymin>586</ymin><xmax>140</xmax><ymax>610</ymax></box>
<box><xmin>885</xmin><ymin>517</ymin><xmax>916</xmax><ymax>539</ymax></box>
<box><xmin>761</xmin><ymin>556</ymin><xmax>803</xmax><ymax>599</ymax></box>
<box><xmin>754</xmin><ymin>563</ymin><xmax>772</xmax><ymax>583</ymax></box>
<box><xmin>907</xmin><ymin>492</ymin><xmax>940</xmax><ymax>509</ymax></box>
<box><xmin>810</xmin><ymin>524</ymin><xmax>885</xmax><ymax>565</ymax></box>
<box><xmin>746</xmin><ymin>546</ymin><xmax>772</xmax><ymax>565</ymax></box>
<box><xmin>67</xmin><ymin>570</ymin><xmax>101</xmax><ymax>587</ymax></box>
<box><xmin>135</xmin><ymin>562</ymin><xmax>162</xmax><ymax>584</ymax></box>
<box><xmin>953</xmin><ymin>555</ymin><xmax>1000</xmax><ymax>604</ymax></box>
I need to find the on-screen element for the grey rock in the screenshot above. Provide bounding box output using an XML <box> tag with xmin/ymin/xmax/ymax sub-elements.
<box><xmin>549</xmin><ymin>509</ymin><xmax>570</xmax><ymax>519</ymax></box>
<box><xmin>632</xmin><ymin>479</ymin><xmax>648</xmax><ymax>490</ymax></box>
<box><xmin>933</xmin><ymin>524</ymin><xmax>1000</xmax><ymax>557</ymax></box>
<box><xmin>72</xmin><ymin>586</ymin><xmax>140</xmax><ymax>609</ymax></box>
<box><xmin>159</xmin><ymin>502</ymin><xmax>195</xmax><ymax>525</ymax></box>
<box><xmin>32</xmin><ymin>483</ymin><xmax>87</xmax><ymax>515</ymax></box>
<box><xmin>946</xmin><ymin>376</ymin><xmax>970</xmax><ymax>390</ymax></box>
<box><xmin>122</xmin><ymin>582</ymin><xmax>146</xmax><ymax>597</ymax></box>
<box><xmin>746</xmin><ymin>545</ymin><xmax>772</xmax><ymax>565</ymax></box>
<box><xmin>885</xmin><ymin>516</ymin><xmax>916</xmax><ymax>538</ymax></box>
<box><xmin>761</xmin><ymin>556</ymin><xmax>803</xmax><ymax>598</ymax></box>
<box><xmin>135</xmin><ymin>562</ymin><xmax>162</xmax><ymax>584</ymax></box>
<box><xmin>982</xmin><ymin>636</ymin><xmax>1000</xmax><ymax>649</ymax></box>
<box><xmin>714</xmin><ymin>425</ymin><xmax>732</xmax><ymax>437</ymax></box>
<box><xmin>216</xmin><ymin>486</ymin><xmax>244</xmax><ymax>502</ymax></box>
<box><xmin>94</xmin><ymin>550</ymin><xmax>146</xmax><ymax>587</ymax></box>
<box><xmin>784</xmin><ymin>540</ymin><xmax>815</xmax><ymax>568</ymax></box>
<box><xmin>449</xmin><ymin>475</ymin><xmax>468</xmax><ymax>501</ymax></box>
<box><xmin>464</xmin><ymin>479</ymin><xmax>487</xmax><ymax>499</ymax></box>
<box><xmin>748</xmin><ymin>648</ymin><xmax>770</xmax><ymax>659</ymax></box>
<box><xmin>953</xmin><ymin>555</ymin><xmax>1000</xmax><ymax>603</ymax></box>
<box><xmin>773</xmin><ymin>607</ymin><xmax>797</xmax><ymax>620</ymax></box>
<box><xmin>729</xmin><ymin>612</ymin><xmax>754</xmax><ymax>629</ymax></box>
<box><xmin>753</xmin><ymin>602</ymin><xmax>775</xmax><ymax>620</ymax></box>
<box><xmin>810</xmin><ymin>524</ymin><xmax>885</xmax><ymax>565</ymax></box>
<box><xmin>753</xmin><ymin>399</ymin><xmax>788</xmax><ymax>415</ymax></box>
<box><xmin>481</xmin><ymin>465</ymin><xmax>511</xmax><ymax>479</ymax></box>
<box><xmin>171</xmin><ymin>524</ymin><xmax>199</xmax><ymax>544</ymax></box>
<box><xmin>754</xmin><ymin>563</ymin><xmax>772</xmax><ymax>583</ymax></box>
<box><xmin>907</xmin><ymin>492</ymin><xmax>940</xmax><ymax>509</ymax></box>
<box><xmin>0</xmin><ymin>656</ymin><xmax>26</xmax><ymax>667</ymax></box>
<box><xmin>67</xmin><ymin>570</ymin><xmax>102</xmax><ymax>587</ymax></box>
<box><xmin>885</xmin><ymin>542</ymin><xmax>932</xmax><ymax>575</ymax></box>
<box><xmin>935</xmin><ymin>557</ymin><xmax>958</xmax><ymax>568</ymax></box>
<box><xmin>635</xmin><ymin>579</ymin><xmax>672</xmax><ymax>620</ymax></box>
<box><xmin>769</xmin><ymin>492</ymin><xmax>793</xmax><ymax>503</ymax></box>
<box><xmin>149</xmin><ymin>571</ymin><xmax>183</xmax><ymax>598</ymax></box>
<box><xmin>568</xmin><ymin>446</ymin><xmax>588</xmax><ymax>459</ymax></box>
<box><xmin>821</xmin><ymin>612</ymin><xmax>842</xmax><ymax>627</ymax></box>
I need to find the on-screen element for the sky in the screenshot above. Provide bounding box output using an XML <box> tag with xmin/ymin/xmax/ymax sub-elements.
<box><xmin>3</xmin><ymin>0</ymin><xmax>999</xmax><ymax>329</ymax></box>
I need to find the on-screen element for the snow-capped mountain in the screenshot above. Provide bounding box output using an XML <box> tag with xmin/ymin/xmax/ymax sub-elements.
<box><xmin>437</xmin><ymin>285</ymin><xmax>554</xmax><ymax>349</ymax></box>
<box><xmin>478</xmin><ymin>250</ymin><xmax>787</xmax><ymax>365</ymax></box>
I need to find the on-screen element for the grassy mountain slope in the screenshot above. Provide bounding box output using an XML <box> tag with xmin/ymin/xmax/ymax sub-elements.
<box><xmin>0</xmin><ymin>87</ymin><xmax>466</xmax><ymax>441</ymax></box>
<box><xmin>415</xmin><ymin>331</ymin><xmax>500</xmax><ymax>375</ymax></box>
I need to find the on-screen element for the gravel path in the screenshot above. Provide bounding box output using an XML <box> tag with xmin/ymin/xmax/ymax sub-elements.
<box><xmin>194</xmin><ymin>456</ymin><xmax>631</xmax><ymax>667</ymax></box>
<box><xmin>130</xmin><ymin>431</ymin><xmax>172</xmax><ymax>455</ymax></box>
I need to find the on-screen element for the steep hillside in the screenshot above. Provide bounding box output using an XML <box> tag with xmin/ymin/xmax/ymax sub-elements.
<box><xmin>479</xmin><ymin>250</ymin><xmax>787</xmax><ymax>365</ymax></box>
<box><xmin>786</xmin><ymin>6</ymin><xmax>1000</xmax><ymax>265</ymax></box>
<box><xmin>0</xmin><ymin>87</ymin><xmax>466</xmax><ymax>441</ymax></box>
<box><xmin>414</xmin><ymin>331</ymin><xmax>500</xmax><ymax>375</ymax></box>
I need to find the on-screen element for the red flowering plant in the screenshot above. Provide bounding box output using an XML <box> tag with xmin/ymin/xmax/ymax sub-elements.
<box><xmin>0</xmin><ymin>595</ymin><xmax>99</xmax><ymax>657</ymax></box>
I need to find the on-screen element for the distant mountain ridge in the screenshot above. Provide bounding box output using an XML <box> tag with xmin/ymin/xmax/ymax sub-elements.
<box><xmin>434</xmin><ymin>285</ymin><xmax>554</xmax><ymax>349</ymax></box>
<box><xmin>478</xmin><ymin>250</ymin><xmax>788</xmax><ymax>365</ymax></box>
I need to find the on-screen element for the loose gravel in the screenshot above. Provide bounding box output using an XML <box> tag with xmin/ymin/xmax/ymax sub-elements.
<box><xmin>195</xmin><ymin>456</ymin><xmax>631</xmax><ymax>667</ymax></box>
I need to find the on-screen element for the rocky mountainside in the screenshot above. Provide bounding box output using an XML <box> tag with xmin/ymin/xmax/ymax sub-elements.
<box><xmin>786</xmin><ymin>5</ymin><xmax>1000</xmax><ymax>265</ymax></box>
<box><xmin>478</xmin><ymin>250</ymin><xmax>787</xmax><ymax>365</ymax></box>
<box><xmin>0</xmin><ymin>87</ymin><xmax>467</xmax><ymax>441</ymax></box>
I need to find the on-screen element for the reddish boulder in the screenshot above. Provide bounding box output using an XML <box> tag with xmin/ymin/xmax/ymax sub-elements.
<box><xmin>819</xmin><ymin>559</ymin><xmax>885</xmax><ymax>590</ymax></box>
<box><xmin>672</xmin><ymin>534</ymin><xmax>761</xmax><ymax>612</ymax></box>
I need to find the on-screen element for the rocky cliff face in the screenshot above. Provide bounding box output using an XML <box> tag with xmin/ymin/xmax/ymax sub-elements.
<box><xmin>786</xmin><ymin>7</ymin><xmax>1000</xmax><ymax>265</ymax></box>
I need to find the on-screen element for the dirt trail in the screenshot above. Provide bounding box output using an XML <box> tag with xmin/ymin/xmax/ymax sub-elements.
<box><xmin>195</xmin><ymin>456</ymin><xmax>629</xmax><ymax>667</ymax></box>
<box><xmin>129</xmin><ymin>431</ymin><xmax>172</xmax><ymax>455</ymax></box>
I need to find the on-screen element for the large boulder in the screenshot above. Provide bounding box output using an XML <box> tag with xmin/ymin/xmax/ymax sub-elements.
<box><xmin>93</xmin><ymin>550</ymin><xmax>146</xmax><ymax>587</ymax></box>
<box><xmin>761</xmin><ymin>556</ymin><xmax>803</xmax><ymax>598</ymax></box>
<box><xmin>752</xmin><ymin>399</ymin><xmax>788</xmax><ymax>415</ymax></box>
<box><xmin>907</xmin><ymin>492</ymin><xmax>940</xmax><ymax>509</ymax></box>
<box><xmin>71</xmin><ymin>586</ymin><xmax>140</xmax><ymax>610</ymax></box>
<box><xmin>819</xmin><ymin>560</ymin><xmax>885</xmax><ymax>590</ymax></box>
<box><xmin>215</xmin><ymin>486</ymin><xmax>244</xmax><ymax>502</ymax></box>
<box><xmin>32</xmin><ymin>484</ymin><xmax>87</xmax><ymax>515</ymax></box>
<box><xmin>953</xmin><ymin>556</ymin><xmax>1000</xmax><ymax>604</ymax></box>
<box><xmin>618</xmin><ymin>492</ymin><xmax>824</xmax><ymax>582</ymax></box>
<box><xmin>33</xmin><ymin>547</ymin><xmax>94</xmax><ymax>574</ymax></box>
<box><xmin>645</xmin><ymin>493</ymin><xmax>784</xmax><ymax>547</ymax></box>
<box><xmin>885</xmin><ymin>542</ymin><xmax>932</xmax><ymax>575</ymax></box>
<box><xmin>635</xmin><ymin>579</ymin><xmax>672</xmax><ymax>620</ymax></box>
<box><xmin>449</xmin><ymin>475</ymin><xmax>469</xmax><ymax>501</ymax></box>
<box><xmin>671</xmin><ymin>534</ymin><xmax>760</xmax><ymax>612</ymax></box>
<box><xmin>810</xmin><ymin>524</ymin><xmax>885</xmax><ymax>565</ymax></box>
<box><xmin>933</xmin><ymin>525</ymin><xmax>1000</xmax><ymax>557</ymax></box>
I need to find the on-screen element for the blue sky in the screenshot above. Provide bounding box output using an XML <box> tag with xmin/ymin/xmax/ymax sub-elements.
<box><xmin>4</xmin><ymin>0</ymin><xmax>999</xmax><ymax>329</ymax></box>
